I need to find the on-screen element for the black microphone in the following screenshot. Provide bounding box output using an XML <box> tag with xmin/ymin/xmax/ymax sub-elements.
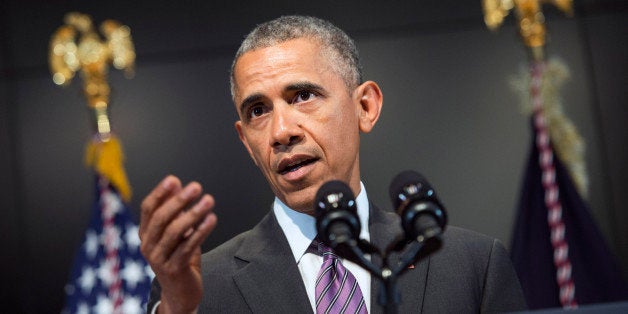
<box><xmin>389</xmin><ymin>170</ymin><xmax>447</xmax><ymax>242</ymax></box>
<box><xmin>315</xmin><ymin>180</ymin><xmax>361</xmax><ymax>249</ymax></box>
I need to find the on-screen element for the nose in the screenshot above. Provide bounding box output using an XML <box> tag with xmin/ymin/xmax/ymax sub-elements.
<box><xmin>270</xmin><ymin>105</ymin><xmax>304</xmax><ymax>149</ymax></box>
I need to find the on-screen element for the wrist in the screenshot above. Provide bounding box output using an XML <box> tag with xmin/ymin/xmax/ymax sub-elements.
<box><xmin>158</xmin><ymin>294</ymin><xmax>199</xmax><ymax>314</ymax></box>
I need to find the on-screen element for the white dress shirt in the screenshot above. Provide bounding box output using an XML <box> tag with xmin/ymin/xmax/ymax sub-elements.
<box><xmin>273</xmin><ymin>182</ymin><xmax>371</xmax><ymax>313</ymax></box>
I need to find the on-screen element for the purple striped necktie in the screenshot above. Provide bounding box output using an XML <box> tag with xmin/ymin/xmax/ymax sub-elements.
<box><xmin>314</xmin><ymin>241</ymin><xmax>368</xmax><ymax>314</ymax></box>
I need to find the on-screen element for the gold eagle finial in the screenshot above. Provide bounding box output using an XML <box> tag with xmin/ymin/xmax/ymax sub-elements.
<box><xmin>49</xmin><ymin>12</ymin><xmax>135</xmax><ymax>201</ymax></box>
<box><xmin>482</xmin><ymin>0</ymin><xmax>573</xmax><ymax>60</ymax></box>
<box><xmin>49</xmin><ymin>12</ymin><xmax>135</xmax><ymax>141</ymax></box>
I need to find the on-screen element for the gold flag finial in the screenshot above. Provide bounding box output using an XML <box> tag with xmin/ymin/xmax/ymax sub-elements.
<box><xmin>49</xmin><ymin>12</ymin><xmax>135</xmax><ymax>141</ymax></box>
<box><xmin>49</xmin><ymin>12</ymin><xmax>135</xmax><ymax>201</ymax></box>
<box><xmin>482</xmin><ymin>0</ymin><xmax>573</xmax><ymax>60</ymax></box>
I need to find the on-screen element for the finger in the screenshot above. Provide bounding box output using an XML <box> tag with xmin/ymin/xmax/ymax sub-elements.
<box><xmin>167</xmin><ymin>211</ymin><xmax>218</xmax><ymax>267</ymax></box>
<box><xmin>146</xmin><ymin>189</ymin><xmax>211</xmax><ymax>263</ymax></box>
<box><xmin>141</xmin><ymin>182</ymin><xmax>203</xmax><ymax>255</ymax></box>
<box><xmin>182</xmin><ymin>194</ymin><xmax>217</xmax><ymax>239</ymax></box>
<box><xmin>152</xmin><ymin>194</ymin><xmax>214</xmax><ymax>263</ymax></box>
<box><xmin>140</xmin><ymin>175</ymin><xmax>182</xmax><ymax>237</ymax></box>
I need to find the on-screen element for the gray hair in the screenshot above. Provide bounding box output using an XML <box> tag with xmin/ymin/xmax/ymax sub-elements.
<box><xmin>229</xmin><ymin>15</ymin><xmax>362</xmax><ymax>99</ymax></box>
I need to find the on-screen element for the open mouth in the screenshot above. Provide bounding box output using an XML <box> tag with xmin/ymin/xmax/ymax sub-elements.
<box><xmin>278</xmin><ymin>158</ymin><xmax>318</xmax><ymax>175</ymax></box>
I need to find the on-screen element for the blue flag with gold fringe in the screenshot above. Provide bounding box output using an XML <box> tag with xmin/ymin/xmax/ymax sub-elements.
<box><xmin>511</xmin><ymin>129</ymin><xmax>628</xmax><ymax>309</ymax></box>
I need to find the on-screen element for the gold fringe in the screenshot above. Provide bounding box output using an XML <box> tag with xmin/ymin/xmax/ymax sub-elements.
<box><xmin>85</xmin><ymin>134</ymin><xmax>132</xmax><ymax>202</ymax></box>
<box><xmin>510</xmin><ymin>58</ymin><xmax>588</xmax><ymax>198</ymax></box>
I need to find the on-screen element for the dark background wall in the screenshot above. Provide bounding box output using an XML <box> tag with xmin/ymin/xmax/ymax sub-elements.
<box><xmin>0</xmin><ymin>0</ymin><xmax>626</xmax><ymax>312</ymax></box>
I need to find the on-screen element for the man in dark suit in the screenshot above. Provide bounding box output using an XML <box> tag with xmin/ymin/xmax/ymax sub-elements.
<box><xmin>140</xmin><ymin>15</ymin><xmax>527</xmax><ymax>313</ymax></box>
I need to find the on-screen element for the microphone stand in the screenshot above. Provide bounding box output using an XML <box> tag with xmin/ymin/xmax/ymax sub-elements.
<box><xmin>316</xmin><ymin>177</ymin><xmax>446</xmax><ymax>313</ymax></box>
<box><xmin>342</xmin><ymin>234</ymin><xmax>443</xmax><ymax>314</ymax></box>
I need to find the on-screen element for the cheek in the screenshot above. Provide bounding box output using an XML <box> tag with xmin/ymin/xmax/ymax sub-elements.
<box><xmin>324</xmin><ymin>105</ymin><xmax>360</xmax><ymax>157</ymax></box>
<box><xmin>253</xmin><ymin>143</ymin><xmax>270</xmax><ymax>165</ymax></box>
<box><xmin>336</xmin><ymin>103</ymin><xmax>360</xmax><ymax>137</ymax></box>
<box><xmin>243</xmin><ymin>132</ymin><xmax>270</xmax><ymax>168</ymax></box>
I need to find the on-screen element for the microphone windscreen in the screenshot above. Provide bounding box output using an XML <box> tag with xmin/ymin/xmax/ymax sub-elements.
<box><xmin>315</xmin><ymin>180</ymin><xmax>354</xmax><ymax>202</ymax></box>
<box><xmin>314</xmin><ymin>180</ymin><xmax>356</xmax><ymax>220</ymax></box>
<box><xmin>389</xmin><ymin>170</ymin><xmax>431</xmax><ymax>209</ymax></box>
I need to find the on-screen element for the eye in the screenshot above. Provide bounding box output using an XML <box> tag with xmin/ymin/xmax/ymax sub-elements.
<box><xmin>292</xmin><ymin>90</ymin><xmax>316</xmax><ymax>103</ymax></box>
<box><xmin>248</xmin><ymin>104</ymin><xmax>268</xmax><ymax>119</ymax></box>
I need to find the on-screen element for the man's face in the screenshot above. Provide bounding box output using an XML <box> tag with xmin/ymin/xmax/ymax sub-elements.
<box><xmin>232</xmin><ymin>38</ymin><xmax>363</xmax><ymax>214</ymax></box>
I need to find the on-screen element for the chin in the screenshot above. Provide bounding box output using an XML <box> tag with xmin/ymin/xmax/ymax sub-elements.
<box><xmin>281</xmin><ymin>189</ymin><xmax>317</xmax><ymax>215</ymax></box>
<box><xmin>284</xmin><ymin>198</ymin><xmax>314</xmax><ymax>215</ymax></box>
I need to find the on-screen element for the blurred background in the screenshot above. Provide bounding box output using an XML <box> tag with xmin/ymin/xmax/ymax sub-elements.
<box><xmin>0</xmin><ymin>0</ymin><xmax>626</xmax><ymax>312</ymax></box>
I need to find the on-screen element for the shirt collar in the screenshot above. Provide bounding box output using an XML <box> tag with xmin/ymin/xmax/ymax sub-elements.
<box><xmin>273</xmin><ymin>181</ymin><xmax>371</xmax><ymax>263</ymax></box>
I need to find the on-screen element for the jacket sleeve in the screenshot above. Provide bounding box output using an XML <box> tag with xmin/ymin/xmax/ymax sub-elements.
<box><xmin>146</xmin><ymin>277</ymin><xmax>162</xmax><ymax>314</ymax></box>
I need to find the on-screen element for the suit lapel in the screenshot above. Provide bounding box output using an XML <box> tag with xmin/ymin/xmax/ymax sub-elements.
<box><xmin>369</xmin><ymin>204</ymin><xmax>429</xmax><ymax>313</ymax></box>
<box><xmin>232</xmin><ymin>211</ymin><xmax>313</xmax><ymax>313</ymax></box>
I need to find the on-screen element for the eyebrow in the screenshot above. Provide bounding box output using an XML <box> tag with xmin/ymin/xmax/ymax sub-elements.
<box><xmin>284</xmin><ymin>81</ymin><xmax>325</xmax><ymax>94</ymax></box>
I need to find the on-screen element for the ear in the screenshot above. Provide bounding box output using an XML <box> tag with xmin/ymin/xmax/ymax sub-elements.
<box><xmin>235</xmin><ymin>120</ymin><xmax>258</xmax><ymax>167</ymax></box>
<box><xmin>354</xmin><ymin>81</ymin><xmax>383</xmax><ymax>133</ymax></box>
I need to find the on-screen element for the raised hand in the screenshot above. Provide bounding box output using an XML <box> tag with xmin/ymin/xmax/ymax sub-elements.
<box><xmin>139</xmin><ymin>175</ymin><xmax>217</xmax><ymax>314</ymax></box>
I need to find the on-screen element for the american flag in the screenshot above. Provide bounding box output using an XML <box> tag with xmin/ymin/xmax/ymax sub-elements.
<box><xmin>63</xmin><ymin>177</ymin><xmax>154</xmax><ymax>314</ymax></box>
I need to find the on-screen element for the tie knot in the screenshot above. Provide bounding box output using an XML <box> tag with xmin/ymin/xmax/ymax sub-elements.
<box><xmin>309</xmin><ymin>239</ymin><xmax>338</xmax><ymax>259</ymax></box>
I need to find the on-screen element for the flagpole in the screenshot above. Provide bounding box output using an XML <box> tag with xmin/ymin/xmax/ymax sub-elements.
<box><xmin>482</xmin><ymin>0</ymin><xmax>584</xmax><ymax>309</ymax></box>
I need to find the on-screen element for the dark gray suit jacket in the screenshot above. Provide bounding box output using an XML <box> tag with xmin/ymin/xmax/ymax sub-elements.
<box><xmin>148</xmin><ymin>205</ymin><xmax>527</xmax><ymax>313</ymax></box>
